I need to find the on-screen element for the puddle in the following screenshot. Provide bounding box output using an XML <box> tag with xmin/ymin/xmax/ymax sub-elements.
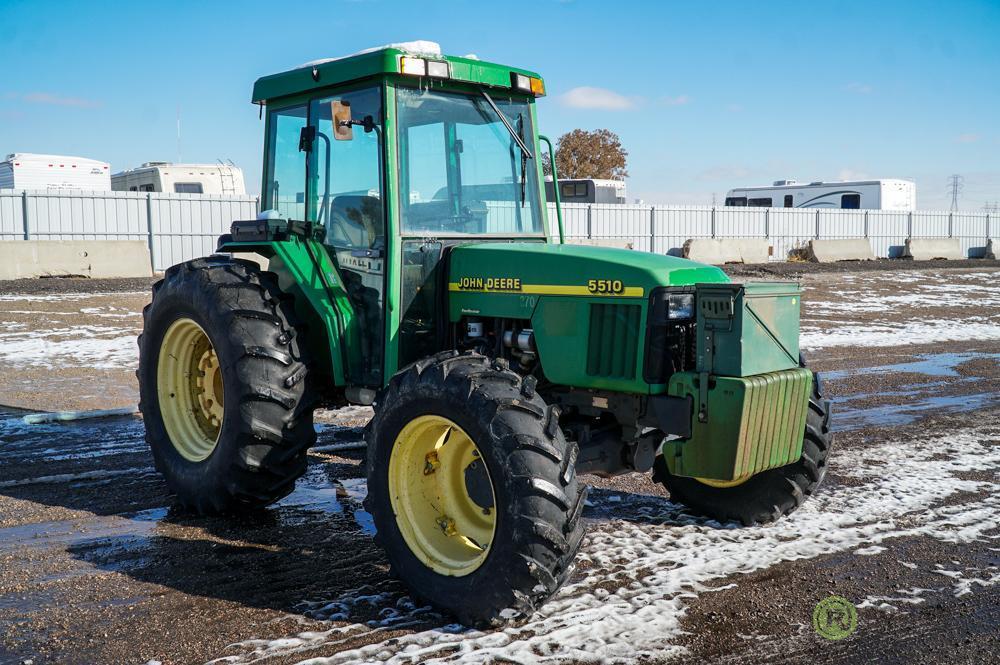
<box><xmin>834</xmin><ymin>392</ymin><xmax>1000</xmax><ymax>431</ymax></box>
<box><xmin>278</xmin><ymin>466</ymin><xmax>375</xmax><ymax>535</ymax></box>
<box><xmin>822</xmin><ymin>352</ymin><xmax>1000</xmax><ymax>381</ymax></box>
<box><xmin>0</xmin><ymin>507</ymin><xmax>168</xmax><ymax>553</ymax></box>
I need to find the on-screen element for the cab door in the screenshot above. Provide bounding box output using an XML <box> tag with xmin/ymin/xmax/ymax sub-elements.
<box><xmin>307</xmin><ymin>86</ymin><xmax>387</xmax><ymax>386</ymax></box>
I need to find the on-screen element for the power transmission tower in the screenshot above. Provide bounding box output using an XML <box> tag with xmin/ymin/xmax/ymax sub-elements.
<box><xmin>947</xmin><ymin>174</ymin><xmax>964</xmax><ymax>211</ymax></box>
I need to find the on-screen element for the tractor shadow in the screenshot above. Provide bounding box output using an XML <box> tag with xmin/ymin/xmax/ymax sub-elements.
<box><xmin>1</xmin><ymin>407</ymin><xmax>728</xmax><ymax>628</ymax></box>
<box><xmin>582</xmin><ymin>485</ymin><xmax>739</xmax><ymax>529</ymax></box>
<box><xmin>0</xmin><ymin>409</ymin><xmax>417</xmax><ymax>623</ymax></box>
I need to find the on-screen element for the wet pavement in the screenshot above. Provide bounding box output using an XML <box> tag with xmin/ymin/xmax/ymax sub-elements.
<box><xmin>1</xmin><ymin>265</ymin><xmax>999</xmax><ymax>664</ymax></box>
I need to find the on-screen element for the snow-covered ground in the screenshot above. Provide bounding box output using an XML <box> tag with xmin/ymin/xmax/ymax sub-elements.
<box><xmin>0</xmin><ymin>294</ymin><xmax>143</xmax><ymax>370</ymax></box>
<box><xmin>801</xmin><ymin>270</ymin><xmax>1000</xmax><ymax>349</ymax></box>
<box><xmin>212</xmin><ymin>423</ymin><xmax>1000</xmax><ymax>664</ymax></box>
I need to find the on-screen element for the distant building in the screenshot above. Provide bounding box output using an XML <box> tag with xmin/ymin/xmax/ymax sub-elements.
<box><xmin>112</xmin><ymin>162</ymin><xmax>246</xmax><ymax>195</ymax></box>
<box><xmin>545</xmin><ymin>178</ymin><xmax>627</xmax><ymax>204</ymax></box>
<box><xmin>0</xmin><ymin>153</ymin><xmax>111</xmax><ymax>190</ymax></box>
<box><xmin>724</xmin><ymin>179</ymin><xmax>916</xmax><ymax>211</ymax></box>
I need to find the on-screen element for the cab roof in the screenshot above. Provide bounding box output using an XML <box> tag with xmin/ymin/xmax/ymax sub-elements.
<box><xmin>251</xmin><ymin>41</ymin><xmax>543</xmax><ymax>105</ymax></box>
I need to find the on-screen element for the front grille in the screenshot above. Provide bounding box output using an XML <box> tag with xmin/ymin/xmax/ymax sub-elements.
<box><xmin>586</xmin><ymin>303</ymin><xmax>641</xmax><ymax>379</ymax></box>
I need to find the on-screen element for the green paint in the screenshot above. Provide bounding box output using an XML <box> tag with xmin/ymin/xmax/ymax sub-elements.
<box><xmin>253</xmin><ymin>48</ymin><xmax>543</xmax><ymax>105</ymax></box>
<box><xmin>221</xmin><ymin>44</ymin><xmax>816</xmax><ymax>486</ymax></box>
<box><xmin>538</xmin><ymin>135</ymin><xmax>564</xmax><ymax>243</ymax></box>
<box><xmin>696</xmin><ymin>282</ymin><xmax>802</xmax><ymax>377</ymax></box>
<box><xmin>218</xmin><ymin>235</ymin><xmax>356</xmax><ymax>385</ymax></box>
<box><xmin>444</xmin><ymin>242</ymin><xmax>728</xmax><ymax>394</ymax></box>
<box><xmin>662</xmin><ymin>368</ymin><xmax>812</xmax><ymax>481</ymax></box>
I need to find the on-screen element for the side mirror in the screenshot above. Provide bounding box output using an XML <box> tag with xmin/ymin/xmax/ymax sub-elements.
<box><xmin>331</xmin><ymin>100</ymin><xmax>353</xmax><ymax>141</ymax></box>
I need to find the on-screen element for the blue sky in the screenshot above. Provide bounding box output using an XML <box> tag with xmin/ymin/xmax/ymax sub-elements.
<box><xmin>1</xmin><ymin>0</ymin><xmax>997</xmax><ymax>210</ymax></box>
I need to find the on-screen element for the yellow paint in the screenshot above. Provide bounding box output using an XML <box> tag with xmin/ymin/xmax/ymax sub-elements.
<box><xmin>448</xmin><ymin>282</ymin><xmax>644</xmax><ymax>298</ymax></box>
<box><xmin>694</xmin><ymin>475</ymin><xmax>751</xmax><ymax>488</ymax></box>
<box><xmin>156</xmin><ymin>318</ymin><xmax>224</xmax><ymax>462</ymax></box>
<box><xmin>388</xmin><ymin>415</ymin><xmax>496</xmax><ymax>576</ymax></box>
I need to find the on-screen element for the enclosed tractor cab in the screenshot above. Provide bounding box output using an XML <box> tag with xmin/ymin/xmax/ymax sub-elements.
<box><xmin>138</xmin><ymin>42</ymin><xmax>833</xmax><ymax>625</ymax></box>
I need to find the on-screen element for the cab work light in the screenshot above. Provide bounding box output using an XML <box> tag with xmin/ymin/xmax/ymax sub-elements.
<box><xmin>400</xmin><ymin>57</ymin><xmax>450</xmax><ymax>78</ymax></box>
<box><xmin>426</xmin><ymin>60</ymin><xmax>450</xmax><ymax>78</ymax></box>
<box><xmin>511</xmin><ymin>72</ymin><xmax>545</xmax><ymax>96</ymax></box>
<box><xmin>400</xmin><ymin>56</ymin><xmax>427</xmax><ymax>76</ymax></box>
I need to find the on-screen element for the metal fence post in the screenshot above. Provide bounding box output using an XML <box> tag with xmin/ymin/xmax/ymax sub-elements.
<box><xmin>21</xmin><ymin>190</ymin><xmax>29</xmax><ymax>240</ymax></box>
<box><xmin>863</xmin><ymin>210</ymin><xmax>869</xmax><ymax>238</ymax></box>
<box><xmin>711</xmin><ymin>206</ymin><xmax>717</xmax><ymax>238</ymax></box>
<box><xmin>948</xmin><ymin>212</ymin><xmax>953</xmax><ymax>238</ymax></box>
<box><xmin>146</xmin><ymin>193</ymin><xmax>157</xmax><ymax>272</ymax></box>
<box><xmin>586</xmin><ymin>205</ymin><xmax>592</xmax><ymax>239</ymax></box>
<box><xmin>815</xmin><ymin>210</ymin><xmax>820</xmax><ymax>239</ymax></box>
<box><xmin>649</xmin><ymin>206</ymin><xmax>656</xmax><ymax>252</ymax></box>
<box><xmin>764</xmin><ymin>208</ymin><xmax>770</xmax><ymax>239</ymax></box>
<box><xmin>907</xmin><ymin>212</ymin><xmax>913</xmax><ymax>239</ymax></box>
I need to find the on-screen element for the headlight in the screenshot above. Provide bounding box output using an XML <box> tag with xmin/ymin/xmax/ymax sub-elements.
<box><xmin>667</xmin><ymin>293</ymin><xmax>695</xmax><ymax>320</ymax></box>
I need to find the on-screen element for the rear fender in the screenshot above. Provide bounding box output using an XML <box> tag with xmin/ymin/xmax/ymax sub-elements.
<box><xmin>218</xmin><ymin>236</ymin><xmax>352</xmax><ymax>387</ymax></box>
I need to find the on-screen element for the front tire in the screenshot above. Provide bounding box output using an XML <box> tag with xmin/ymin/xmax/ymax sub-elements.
<box><xmin>138</xmin><ymin>257</ymin><xmax>317</xmax><ymax>514</ymax></box>
<box><xmin>653</xmin><ymin>365</ymin><xmax>833</xmax><ymax>526</ymax></box>
<box><xmin>364</xmin><ymin>351</ymin><xmax>587</xmax><ymax>626</ymax></box>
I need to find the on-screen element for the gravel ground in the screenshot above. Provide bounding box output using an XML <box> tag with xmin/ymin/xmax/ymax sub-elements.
<box><xmin>1</xmin><ymin>265</ymin><xmax>999</xmax><ymax>664</ymax></box>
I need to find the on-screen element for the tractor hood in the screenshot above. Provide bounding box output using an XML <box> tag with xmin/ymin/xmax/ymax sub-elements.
<box><xmin>447</xmin><ymin>242</ymin><xmax>729</xmax><ymax>300</ymax></box>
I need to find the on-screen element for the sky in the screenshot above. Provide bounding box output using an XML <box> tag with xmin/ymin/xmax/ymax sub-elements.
<box><xmin>1</xmin><ymin>0</ymin><xmax>997</xmax><ymax>210</ymax></box>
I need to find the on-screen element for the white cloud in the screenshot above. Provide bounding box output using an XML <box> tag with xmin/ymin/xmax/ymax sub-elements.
<box><xmin>837</xmin><ymin>168</ymin><xmax>869</xmax><ymax>181</ymax></box>
<box><xmin>659</xmin><ymin>94</ymin><xmax>691</xmax><ymax>107</ymax></box>
<box><xmin>844</xmin><ymin>82</ymin><xmax>873</xmax><ymax>94</ymax></box>
<box><xmin>956</xmin><ymin>133</ymin><xmax>981</xmax><ymax>143</ymax></box>
<box><xmin>13</xmin><ymin>92</ymin><xmax>101</xmax><ymax>108</ymax></box>
<box><xmin>560</xmin><ymin>86</ymin><xmax>637</xmax><ymax>111</ymax></box>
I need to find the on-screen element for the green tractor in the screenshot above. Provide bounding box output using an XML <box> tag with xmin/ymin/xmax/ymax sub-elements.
<box><xmin>137</xmin><ymin>43</ymin><xmax>832</xmax><ymax>625</ymax></box>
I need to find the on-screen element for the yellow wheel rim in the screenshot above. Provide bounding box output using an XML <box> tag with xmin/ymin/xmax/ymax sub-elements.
<box><xmin>388</xmin><ymin>415</ymin><xmax>497</xmax><ymax>577</ymax></box>
<box><xmin>157</xmin><ymin>317</ymin><xmax>225</xmax><ymax>462</ymax></box>
<box><xmin>695</xmin><ymin>475</ymin><xmax>751</xmax><ymax>488</ymax></box>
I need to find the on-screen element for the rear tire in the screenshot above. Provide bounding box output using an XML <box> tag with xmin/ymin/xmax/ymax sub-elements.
<box><xmin>653</xmin><ymin>363</ymin><xmax>833</xmax><ymax>526</ymax></box>
<box><xmin>364</xmin><ymin>351</ymin><xmax>587</xmax><ymax>626</ymax></box>
<box><xmin>138</xmin><ymin>257</ymin><xmax>317</xmax><ymax>514</ymax></box>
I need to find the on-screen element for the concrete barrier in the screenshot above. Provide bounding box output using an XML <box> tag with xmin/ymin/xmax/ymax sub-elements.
<box><xmin>568</xmin><ymin>238</ymin><xmax>634</xmax><ymax>250</ymax></box>
<box><xmin>682</xmin><ymin>238</ymin><xmax>770</xmax><ymax>264</ymax></box>
<box><xmin>0</xmin><ymin>240</ymin><xmax>153</xmax><ymax>280</ymax></box>
<box><xmin>903</xmin><ymin>237</ymin><xmax>964</xmax><ymax>261</ymax></box>
<box><xmin>984</xmin><ymin>239</ymin><xmax>997</xmax><ymax>260</ymax></box>
<box><xmin>795</xmin><ymin>239</ymin><xmax>876</xmax><ymax>262</ymax></box>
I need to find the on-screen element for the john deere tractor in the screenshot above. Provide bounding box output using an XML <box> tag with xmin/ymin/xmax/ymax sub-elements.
<box><xmin>138</xmin><ymin>43</ymin><xmax>832</xmax><ymax>625</ymax></box>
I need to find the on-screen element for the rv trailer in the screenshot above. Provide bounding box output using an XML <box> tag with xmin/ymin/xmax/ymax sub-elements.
<box><xmin>724</xmin><ymin>179</ymin><xmax>916</xmax><ymax>211</ymax></box>
<box><xmin>111</xmin><ymin>162</ymin><xmax>246</xmax><ymax>195</ymax></box>
<box><xmin>545</xmin><ymin>177</ymin><xmax>627</xmax><ymax>204</ymax></box>
<box><xmin>0</xmin><ymin>153</ymin><xmax>111</xmax><ymax>191</ymax></box>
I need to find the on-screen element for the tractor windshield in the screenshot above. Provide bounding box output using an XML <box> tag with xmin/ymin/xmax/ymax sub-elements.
<box><xmin>396</xmin><ymin>87</ymin><xmax>543</xmax><ymax>236</ymax></box>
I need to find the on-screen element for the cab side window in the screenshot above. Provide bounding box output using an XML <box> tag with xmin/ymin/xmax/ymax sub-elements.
<box><xmin>265</xmin><ymin>105</ymin><xmax>308</xmax><ymax>219</ymax></box>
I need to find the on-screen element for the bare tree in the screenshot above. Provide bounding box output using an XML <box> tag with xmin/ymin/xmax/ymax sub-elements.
<box><xmin>543</xmin><ymin>129</ymin><xmax>628</xmax><ymax>179</ymax></box>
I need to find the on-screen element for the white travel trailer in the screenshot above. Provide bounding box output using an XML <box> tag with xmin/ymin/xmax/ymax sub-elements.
<box><xmin>545</xmin><ymin>178</ymin><xmax>627</xmax><ymax>204</ymax></box>
<box><xmin>724</xmin><ymin>179</ymin><xmax>916</xmax><ymax>211</ymax></box>
<box><xmin>0</xmin><ymin>153</ymin><xmax>111</xmax><ymax>190</ymax></box>
<box><xmin>112</xmin><ymin>162</ymin><xmax>246</xmax><ymax>195</ymax></box>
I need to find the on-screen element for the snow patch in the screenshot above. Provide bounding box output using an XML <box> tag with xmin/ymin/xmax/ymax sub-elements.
<box><xmin>299</xmin><ymin>41</ymin><xmax>442</xmax><ymax>69</ymax></box>
<box><xmin>0</xmin><ymin>467</ymin><xmax>155</xmax><ymax>488</ymax></box>
<box><xmin>0</xmin><ymin>325</ymin><xmax>138</xmax><ymax>369</ymax></box>
<box><xmin>801</xmin><ymin>318</ymin><xmax>1000</xmax><ymax>349</ymax></box>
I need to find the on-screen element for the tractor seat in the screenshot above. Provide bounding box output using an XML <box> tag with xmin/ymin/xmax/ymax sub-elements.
<box><xmin>327</xmin><ymin>195</ymin><xmax>383</xmax><ymax>249</ymax></box>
